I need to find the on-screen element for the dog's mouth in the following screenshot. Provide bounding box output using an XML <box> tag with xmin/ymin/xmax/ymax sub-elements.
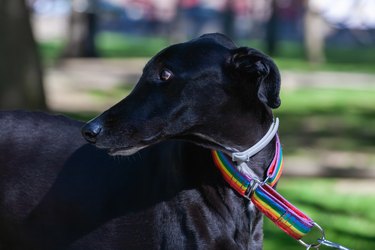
<box><xmin>107</xmin><ymin>132</ymin><xmax>165</xmax><ymax>156</ymax></box>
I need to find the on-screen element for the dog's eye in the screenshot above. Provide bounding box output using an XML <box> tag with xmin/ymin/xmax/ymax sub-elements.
<box><xmin>159</xmin><ymin>69</ymin><xmax>173</xmax><ymax>81</ymax></box>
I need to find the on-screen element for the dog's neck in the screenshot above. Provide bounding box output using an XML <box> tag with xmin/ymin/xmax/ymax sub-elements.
<box><xmin>232</xmin><ymin>118</ymin><xmax>278</xmax><ymax>160</ymax></box>
<box><xmin>231</xmin><ymin>120</ymin><xmax>277</xmax><ymax>179</ymax></box>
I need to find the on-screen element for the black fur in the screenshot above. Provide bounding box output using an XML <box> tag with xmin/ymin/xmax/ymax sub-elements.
<box><xmin>0</xmin><ymin>33</ymin><xmax>281</xmax><ymax>249</ymax></box>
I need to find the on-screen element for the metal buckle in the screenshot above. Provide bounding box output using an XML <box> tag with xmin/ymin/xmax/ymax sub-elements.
<box><xmin>244</xmin><ymin>179</ymin><xmax>261</xmax><ymax>200</ymax></box>
<box><xmin>298</xmin><ymin>222</ymin><xmax>351</xmax><ymax>250</ymax></box>
<box><xmin>262</xmin><ymin>175</ymin><xmax>270</xmax><ymax>185</ymax></box>
<box><xmin>244</xmin><ymin>175</ymin><xmax>272</xmax><ymax>200</ymax></box>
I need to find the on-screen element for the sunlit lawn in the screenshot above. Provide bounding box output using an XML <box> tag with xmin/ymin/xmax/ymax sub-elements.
<box><xmin>276</xmin><ymin>88</ymin><xmax>375</xmax><ymax>155</ymax></box>
<box><xmin>264</xmin><ymin>178</ymin><xmax>375</xmax><ymax>250</ymax></box>
<box><xmin>270</xmin><ymin>89</ymin><xmax>375</xmax><ymax>249</ymax></box>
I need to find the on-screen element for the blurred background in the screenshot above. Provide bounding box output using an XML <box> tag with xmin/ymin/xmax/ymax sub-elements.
<box><xmin>1</xmin><ymin>0</ymin><xmax>374</xmax><ymax>249</ymax></box>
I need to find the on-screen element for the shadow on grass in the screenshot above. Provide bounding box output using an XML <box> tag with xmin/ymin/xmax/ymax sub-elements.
<box><xmin>290</xmin><ymin>199</ymin><xmax>375</xmax><ymax>223</ymax></box>
<box><xmin>276</xmin><ymin>109</ymin><xmax>375</xmax><ymax>154</ymax></box>
<box><xmin>332</xmin><ymin>228</ymin><xmax>375</xmax><ymax>248</ymax></box>
<box><xmin>264</xmin><ymin>221</ymin><xmax>375</xmax><ymax>250</ymax></box>
<box><xmin>263</xmin><ymin>197</ymin><xmax>375</xmax><ymax>249</ymax></box>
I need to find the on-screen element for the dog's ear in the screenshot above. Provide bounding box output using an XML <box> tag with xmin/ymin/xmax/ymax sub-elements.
<box><xmin>229</xmin><ymin>47</ymin><xmax>281</xmax><ymax>109</ymax></box>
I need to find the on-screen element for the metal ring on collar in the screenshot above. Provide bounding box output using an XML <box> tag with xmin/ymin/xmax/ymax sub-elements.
<box><xmin>298</xmin><ymin>222</ymin><xmax>325</xmax><ymax>249</ymax></box>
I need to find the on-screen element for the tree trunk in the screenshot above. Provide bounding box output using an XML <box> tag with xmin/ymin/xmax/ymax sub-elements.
<box><xmin>0</xmin><ymin>0</ymin><xmax>46</xmax><ymax>110</ymax></box>
<box><xmin>265</xmin><ymin>0</ymin><xmax>278</xmax><ymax>56</ymax></box>
<box><xmin>303</xmin><ymin>0</ymin><xmax>328</xmax><ymax>63</ymax></box>
<box><xmin>62</xmin><ymin>0</ymin><xmax>99</xmax><ymax>58</ymax></box>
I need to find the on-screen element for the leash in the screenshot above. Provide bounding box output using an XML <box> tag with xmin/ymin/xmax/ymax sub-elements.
<box><xmin>212</xmin><ymin>118</ymin><xmax>350</xmax><ymax>250</ymax></box>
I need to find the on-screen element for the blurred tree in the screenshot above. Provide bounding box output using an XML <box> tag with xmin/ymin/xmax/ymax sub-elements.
<box><xmin>303</xmin><ymin>0</ymin><xmax>329</xmax><ymax>63</ymax></box>
<box><xmin>0</xmin><ymin>0</ymin><xmax>46</xmax><ymax>110</ymax></box>
<box><xmin>62</xmin><ymin>0</ymin><xmax>99</xmax><ymax>57</ymax></box>
<box><xmin>223</xmin><ymin>2</ymin><xmax>235</xmax><ymax>39</ymax></box>
<box><xmin>265</xmin><ymin>0</ymin><xmax>278</xmax><ymax>56</ymax></box>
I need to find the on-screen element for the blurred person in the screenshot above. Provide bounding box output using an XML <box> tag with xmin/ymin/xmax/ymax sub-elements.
<box><xmin>177</xmin><ymin>0</ymin><xmax>227</xmax><ymax>39</ymax></box>
<box><xmin>224</xmin><ymin>0</ymin><xmax>252</xmax><ymax>39</ymax></box>
<box><xmin>315</xmin><ymin>0</ymin><xmax>375</xmax><ymax>45</ymax></box>
<box><xmin>122</xmin><ymin>0</ymin><xmax>154</xmax><ymax>33</ymax></box>
<box><xmin>151</xmin><ymin>0</ymin><xmax>179</xmax><ymax>36</ymax></box>
<box><xmin>62</xmin><ymin>0</ymin><xmax>123</xmax><ymax>57</ymax></box>
<box><xmin>62</xmin><ymin>0</ymin><xmax>100</xmax><ymax>57</ymax></box>
<box><xmin>120</xmin><ymin>0</ymin><xmax>178</xmax><ymax>36</ymax></box>
<box><xmin>29</xmin><ymin>0</ymin><xmax>70</xmax><ymax>15</ymax></box>
<box><xmin>265</xmin><ymin>0</ymin><xmax>277</xmax><ymax>55</ymax></box>
<box><xmin>265</xmin><ymin>0</ymin><xmax>304</xmax><ymax>55</ymax></box>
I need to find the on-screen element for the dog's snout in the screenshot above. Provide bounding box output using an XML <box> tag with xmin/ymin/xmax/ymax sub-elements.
<box><xmin>81</xmin><ymin>122</ymin><xmax>102</xmax><ymax>144</ymax></box>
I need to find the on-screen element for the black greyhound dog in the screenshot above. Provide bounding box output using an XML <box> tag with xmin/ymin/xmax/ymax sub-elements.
<box><xmin>0</xmin><ymin>33</ymin><xmax>280</xmax><ymax>249</ymax></box>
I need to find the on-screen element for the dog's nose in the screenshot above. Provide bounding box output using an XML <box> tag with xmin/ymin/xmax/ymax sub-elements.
<box><xmin>81</xmin><ymin>122</ymin><xmax>102</xmax><ymax>144</ymax></box>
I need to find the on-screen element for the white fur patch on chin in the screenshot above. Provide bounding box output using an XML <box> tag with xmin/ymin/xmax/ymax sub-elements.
<box><xmin>109</xmin><ymin>146</ymin><xmax>147</xmax><ymax>156</ymax></box>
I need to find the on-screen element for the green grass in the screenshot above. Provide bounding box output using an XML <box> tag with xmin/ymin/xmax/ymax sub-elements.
<box><xmin>38</xmin><ymin>32</ymin><xmax>375</xmax><ymax>73</ymax></box>
<box><xmin>38</xmin><ymin>39</ymin><xmax>64</xmax><ymax>65</ymax></box>
<box><xmin>37</xmin><ymin>33</ymin><xmax>168</xmax><ymax>62</ymax></box>
<box><xmin>239</xmin><ymin>39</ymin><xmax>375</xmax><ymax>72</ymax></box>
<box><xmin>275</xmin><ymin>88</ymin><xmax>375</xmax><ymax>154</ymax></box>
<box><xmin>96</xmin><ymin>33</ymin><xmax>169</xmax><ymax>58</ymax></box>
<box><xmin>263</xmin><ymin>178</ymin><xmax>375</xmax><ymax>250</ymax></box>
<box><xmin>279</xmin><ymin>88</ymin><xmax>375</xmax><ymax>113</ymax></box>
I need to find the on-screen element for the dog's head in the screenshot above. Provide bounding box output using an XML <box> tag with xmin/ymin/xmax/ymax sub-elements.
<box><xmin>82</xmin><ymin>33</ymin><xmax>281</xmax><ymax>155</ymax></box>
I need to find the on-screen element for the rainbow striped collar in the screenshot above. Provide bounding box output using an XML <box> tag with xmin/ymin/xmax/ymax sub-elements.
<box><xmin>212</xmin><ymin>135</ymin><xmax>283</xmax><ymax>197</ymax></box>
<box><xmin>211</xmin><ymin>135</ymin><xmax>316</xmax><ymax>242</ymax></box>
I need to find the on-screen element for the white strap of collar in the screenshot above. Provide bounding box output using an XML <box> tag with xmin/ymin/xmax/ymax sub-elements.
<box><xmin>232</xmin><ymin>118</ymin><xmax>279</xmax><ymax>163</ymax></box>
